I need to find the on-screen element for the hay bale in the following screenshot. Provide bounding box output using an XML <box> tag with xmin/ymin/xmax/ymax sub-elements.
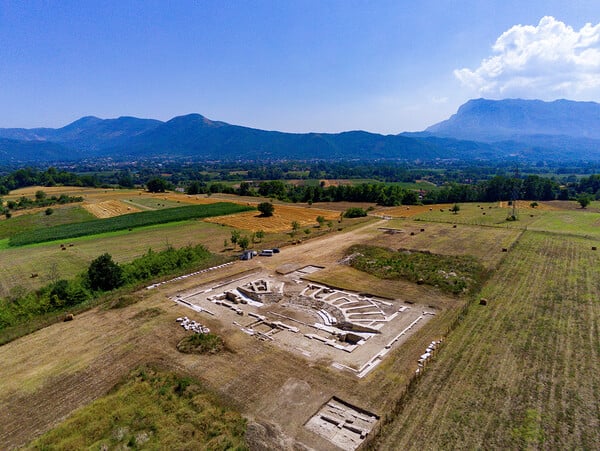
<box><xmin>502</xmin><ymin>248</ymin><xmax>508</xmax><ymax>252</ymax></box>
<box><xmin>417</xmin><ymin>278</ymin><xmax>425</xmax><ymax>285</ymax></box>
<box><xmin>420</xmin><ymin>228</ymin><xmax>425</xmax><ymax>232</ymax></box>
<box><xmin>410</xmin><ymin>232</ymin><xmax>415</xmax><ymax>236</ymax></box>
<box><xmin>30</xmin><ymin>273</ymin><xmax>38</xmax><ymax>278</ymax></box>
<box><xmin>64</xmin><ymin>313</ymin><xmax>74</xmax><ymax>321</ymax></box>
<box><xmin>592</xmin><ymin>246</ymin><xmax>597</xmax><ymax>251</ymax></box>
<box><xmin>452</xmin><ymin>224</ymin><xmax>457</xmax><ymax>228</ymax></box>
<box><xmin>479</xmin><ymin>298</ymin><xmax>488</xmax><ymax>306</ymax></box>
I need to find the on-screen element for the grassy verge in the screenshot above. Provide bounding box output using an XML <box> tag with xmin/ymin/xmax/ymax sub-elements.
<box><xmin>9</xmin><ymin>202</ymin><xmax>254</xmax><ymax>246</ymax></box>
<box><xmin>26</xmin><ymin>367</ymin><xmax>248</xmax><ymax>450</ymax></box>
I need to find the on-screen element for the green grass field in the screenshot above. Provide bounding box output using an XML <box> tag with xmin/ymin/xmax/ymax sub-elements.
<box><xmin>26</xmin><ymin>367</ymin><xmax>248</xmax><ymax>450</ymax></box>
<box><xmin>0</xmin><ymin>206</ymin><xmax>96</xmax><ymax>240</ymax></box>
<box><xmin>414</xmin><ymin>202</ymin><xmax>600</xmax><ymax>239</ymax></box>
<box><xmin>0</xmin><ymin>221</ymin><xmax>236</xmax><ymax>297</ymax></box>
<box><xmin>9</xmin><ymin>202</ymin><xmax>254</xmax><ymax>246</ymax></box>
<box><xmin>370</xmin><ymin>230</ymin><xmax>600</xmax><ymax>449</ymax></box>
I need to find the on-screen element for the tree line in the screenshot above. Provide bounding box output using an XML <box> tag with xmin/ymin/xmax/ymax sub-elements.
<box><xmin>185</xmin><ymin>175</ymin><xmax>572</xmax><ymax>205</ymax></box>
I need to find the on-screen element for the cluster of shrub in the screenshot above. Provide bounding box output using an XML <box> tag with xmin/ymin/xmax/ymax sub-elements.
<box><xmin>0</xmin><ymin>244</ymin><xmax>213</xmax><ymax>331</ymax></box>
<box><xmin>347</xmin><ymin>244</ymin><xmax>487</xmax><ymax>295</ymax></box>
<box><xmin>1</xmin><ymin>190</ymin><xmax>83</xmax><ymax>218</ymax></box>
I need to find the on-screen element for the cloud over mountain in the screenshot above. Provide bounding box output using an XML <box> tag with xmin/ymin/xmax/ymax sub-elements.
<box><xmin>454</xmin><ymin>16</ymin><xmax>600</xmax><ymax>99</ymax></box>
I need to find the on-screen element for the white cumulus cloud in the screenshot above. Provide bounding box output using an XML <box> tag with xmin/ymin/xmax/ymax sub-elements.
<box><xmin>455</xmin><ymin>16</ymin><xmax>600</xmax><ymax>99</ymax></box>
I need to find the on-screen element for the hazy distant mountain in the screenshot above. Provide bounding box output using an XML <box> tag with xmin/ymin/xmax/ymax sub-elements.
<box><xmin>120</xmin><ymin>113</ymin><xmax>445</xmax><ymax>160</ymax></box>
<box><xmin>426</xmin><ymin>98</ymin><xmax>600</xmax><ymax>141</ymax></box>
<box><xmin>1</xmin><ymin>98</ymin><xmax>600</xmax><ymax>162</ymax></box>
<box><xmin>0</xmin><ymin>116</ymin><xmax>163</xmax><ymax>152</ymax></box>
<box><xmin>0</xmin><ymin>138</ymin><xmax>72</xmax><ymax>162</ymax></box>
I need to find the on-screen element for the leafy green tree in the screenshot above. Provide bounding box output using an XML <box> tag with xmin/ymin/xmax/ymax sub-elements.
<box><xmin>238</xmin><ymin>235</ymin><xmax>250</xmax><ymax>250</ymax></box>
<box><xmin>186</xmin><ymin>181</ymin><xmax>207</xmax><ymax>195</ymax></box>
<box><xmin>35</xmin><ymin>190</ymin><xmax>47</xmax><ymax>201</ymax></box>
<box><xmin>118</xmin><ymin>172</ymin><xmax>135</xmax><ymax>188</ymax></box>
<box><xmin>343</xmin><ymin>207</ymin><xmax>367</xmax><ymax>218</ymax></box>
<box><xmin>577</xmin><ymin>194</ymin><xmax>591</xmax><ymax>209</ymax></box>
<box><xmin>87</xmin><ymin>253</ymin><xmax>123</xmax><ymax>291</ymax></box>
<box><xmin>451</xmin><ymin>204</ymin><xmax>461</xmax><ymax>214</ymax></box>
<box><xmin>257</xmin><ymin>202</ymin><xmax>275</xmax><ymax>217</ymax></box>
<box><xmin>45</xmin><ymin>208</ymin><xmax>53</xmax><ymax>215</ymax></box>
<box><xmin>146</xmin><ymin>177</ymin><xmax>169</xmax><ymax>193</ymax></box>
<box><xmin>290</xmin><ymin>220</ymin><xmax>300</xmax><ymax>237</ymax></box>
<box><xmin>230</xmin><ymin>230</ymin><xmax>241</xmax><ymax>248</ymax></box>
<box><xmin>316</xmin><ymin>215</ymin><xmax>326</xmax><ymax>227</ymax></box>
<box><xmin>238</xmin><ymin>181</ymin><xmax>253</xmax><ymax>196</ymax></box>
<box><xmin>255</xmin><ymin>230</ymin><xmax>265</xmax><ymax>242</ymax></box>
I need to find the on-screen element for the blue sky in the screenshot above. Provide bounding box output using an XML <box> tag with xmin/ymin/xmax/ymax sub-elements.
<box><xmin>1</xmin><ymin>0</ymin><xmax>599</xmax><ymax>133</ymax></box>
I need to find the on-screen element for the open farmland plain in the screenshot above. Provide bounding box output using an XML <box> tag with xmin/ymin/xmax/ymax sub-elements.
<box><xmin>1</xmin><ymin>190</ymin><xmax>599</xmax><ymax>449</ymax></box>
<box><xmin>370</xmin><ymin>230</ymin><xmax>600</xmax><ymax>449</ymax></box>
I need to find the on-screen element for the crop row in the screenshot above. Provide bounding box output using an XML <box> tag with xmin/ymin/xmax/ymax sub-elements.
<box><xmin>9</xmin><ymin>202</ymin><xmax>254</xmax><ymax>246</ymax></box>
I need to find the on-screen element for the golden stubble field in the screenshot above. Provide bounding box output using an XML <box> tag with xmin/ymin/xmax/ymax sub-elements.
<box><xmin>204</xmin><ymin>204</ymin><xmax>340</xmax><ymax>232</ymax></box>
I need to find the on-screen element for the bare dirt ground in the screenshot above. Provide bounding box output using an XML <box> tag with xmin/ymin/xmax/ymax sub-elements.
<box><xmin>0</xmin><ymin>218</ymin><xmax>457</xmax><ymax>450</ymax></box>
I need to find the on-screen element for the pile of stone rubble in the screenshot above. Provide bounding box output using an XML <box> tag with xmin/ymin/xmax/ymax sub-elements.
<box><xmin>176</xmin><ymin>316</ymin><xmax>210</xmax><ymax>334</ymax></box>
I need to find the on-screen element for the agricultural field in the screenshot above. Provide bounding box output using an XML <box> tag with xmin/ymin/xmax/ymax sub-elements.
<box><xmin>371</xmin><ymin>231</ymin><xmax>600</xmax><ymax>449</ymax></box>
<box><xmin>9</xmin><ymin>202</ymin><xmax>253</xmax><ymax>246</ymax></box>
<box><xmin>82</xmin><ymin>200</ymin><xmax>141</xmax><ymax>218</ymax></box>
<box><xmin>0</xmin><ymin>205</ymin><xmax>96</xmax><ymax>241</ymax></box>
<box><xmin>1</xmin><ymin>189</ymin><xmax>599</xmax><ymax>450</ymax></box>
<box><xmin>204</xmin><ymin>203</ymin><xmax>340</xmax><ymax>232</ymax></box>
<box><xmin>409</xmin><ymin>200</ymin><xmax>600</xmax><ymax>239</ymax></box>
<box><xmin>0</xmin><ymin>221</ymin><xmax>237</xmax><ymax>296</ymax></box>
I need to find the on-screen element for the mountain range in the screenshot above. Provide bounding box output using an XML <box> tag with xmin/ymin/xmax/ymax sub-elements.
<box><xmin>1</xmin><ymin>98</ymin><xmax>599</xmax><ymax>162</ymax></box>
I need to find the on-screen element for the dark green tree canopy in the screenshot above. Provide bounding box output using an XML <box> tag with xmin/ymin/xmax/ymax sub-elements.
<box><xmin>257</xmin><ymin>202</ymin><xmax>275</xmax><ymax>217</ymax></box>
<box><xmin>146</xmin><ymin>177</ymin><xmax>169</xmax><ymax>193</ymax></box>
<box><xmin>87</xmin><ymin>253</ymin><xmax>123</xmax><ymax>291</ymax></box>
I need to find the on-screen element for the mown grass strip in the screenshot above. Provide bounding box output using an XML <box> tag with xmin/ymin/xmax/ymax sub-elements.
<box><xmin>9</xmin><ymin>202</ymin><xmax>254</xmax><ymax>246</ymax></box>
